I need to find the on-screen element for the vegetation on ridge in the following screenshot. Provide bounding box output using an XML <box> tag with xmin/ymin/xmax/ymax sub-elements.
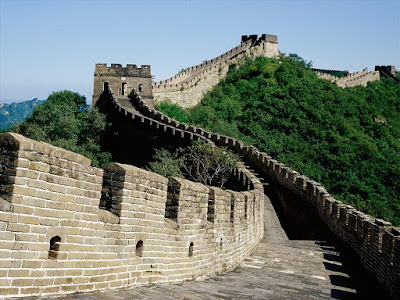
<box><xmin>157</xmin><ymin>55</ymin><xmax>400</xmax><ymax>226</ymax></box>
<box><xmin>0</xmin><ymin>98</ymin><xmax>43</xmax><ymax>130</ymax></box>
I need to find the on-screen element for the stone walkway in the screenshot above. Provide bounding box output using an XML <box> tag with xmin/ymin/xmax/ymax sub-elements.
<box><xmin>22</xmin><ymin>196</ymin><xmax>366</xmax><ymax>300</ymax></box>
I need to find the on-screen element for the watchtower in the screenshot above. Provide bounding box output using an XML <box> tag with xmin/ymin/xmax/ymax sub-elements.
<box><xmin>92</xmin><ymin>63</ymin><xmax>153</xmax><ymax>107</ymax></box>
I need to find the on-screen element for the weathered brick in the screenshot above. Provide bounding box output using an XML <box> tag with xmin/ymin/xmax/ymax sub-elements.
<box><xmin>12</xmin><ymin>185</ymin><xmax>36</xmax><ymax>197</ymax></box>
<box><xmin>0</xmin><ymin>287</ymin><xmax>19</xmax><ymax>296</ymax></box>
<box><xmin>22</xmin><ymin>260</ymin><xmax>43</xmax><ymax>268</ymax></box>
<box><xmin>11</xmin><ymin>278</ymin><xmax>35</xmax><ymax>286</ymax></box>
<box><xmin>18</xmin><ymin>215</ymin><xmax>39</xmax><ymax>225</ymax></box>
<box><xmin>8</xmin><ymin>269</ymin><xmax>30</xmax><ymax>277</ymax></box>
<box><xmin>6</xmin><ymin>223</ymin><xmax>30</xmax><ymax>233</ymax></box>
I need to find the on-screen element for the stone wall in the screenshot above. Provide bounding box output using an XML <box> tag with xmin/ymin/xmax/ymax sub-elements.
<box><xmin>152</xmin><ymin>34</ymin><xmax>280</xmax><ymax>108</ymax></box>
<box><xmin>131</xmin><ymin>95</ymin><xmax>400</xmax><ymax>299</ymax></box>
<box><xmin>0</xmin><ymin>133</ymin><xmax>264</xmax><ymax>299</ymax></box>
<box><xmin>315</xmin><ymin>67</ymin><xmax>380</xmax><ymax>88</ymax></box>
<box><xmin>93</xmin><ymin>64</ymin><xmax>153</xmax><ymax>107</ymax></box>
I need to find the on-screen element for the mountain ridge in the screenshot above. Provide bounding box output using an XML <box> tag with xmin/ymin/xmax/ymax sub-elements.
<box><xmin>0</xmin><ymin>98</ymin><xmax>43</xmax><ymax>130</ymax></box>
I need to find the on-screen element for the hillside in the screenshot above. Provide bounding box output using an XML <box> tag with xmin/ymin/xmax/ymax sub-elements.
<box><xmin>0</xmin><ymin>98</ymin><xmax>43</xmax><ymax>130</ymax></box>
<box><xmin>157</xmin><ymin>55</ymin><xmax>400</xmax><ymax>226</ymax></box>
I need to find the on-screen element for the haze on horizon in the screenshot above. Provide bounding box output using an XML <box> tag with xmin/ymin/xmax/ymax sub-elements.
<box><xmin>0</xmin><ymin>0</ymin><xmax>399</xmax><ymax>103</ymax></box>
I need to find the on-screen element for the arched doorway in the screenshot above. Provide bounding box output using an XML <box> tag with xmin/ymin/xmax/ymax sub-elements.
<box><xmin>121</xmin><ymin>82</ymin><xmax>127</xmax><ymax>95</ymax></box>
<box><xmin>103</xmin><ymin>82</ymin><xmax>109</xmax><ymax>92</ymax></box>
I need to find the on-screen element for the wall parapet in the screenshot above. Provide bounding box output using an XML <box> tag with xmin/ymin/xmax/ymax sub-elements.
<box><xmin>95</xmin><ymin>63</ymin><xmax>152</xmax><ymax>78</ymax></box>
<box><xmin>315</xmin><ymin>67</ymin><xmax>380</xmax><ymax>88</ymax></box>
<box><xmin>130</xmin><ymin>94</ymin><xmax>400</xmax><ymax>299</ymax></box>
<box><xmin>0</xmin><ymin>131</ymin><xmax>264</xmax><ymax>298</ymax></box>
<box><xmin>152</xmin><ymin>34</ymin><xmax>279</xmax><ymax>108</ymax></box>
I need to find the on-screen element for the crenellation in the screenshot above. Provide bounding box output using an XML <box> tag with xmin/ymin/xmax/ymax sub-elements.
<box><xmin>0</xmin><ymin>132</ymin><xmax>264</xmax><ymax>298</ymax></box>
<box><xmin>319</xmin><ymin>196</ymin><xmax>332</xmax><ymax>220</ymax></box>
<box><xmin>315</xmin><ymin>68</ymin><xmax>381</xmax><ymax>88</ymax></box>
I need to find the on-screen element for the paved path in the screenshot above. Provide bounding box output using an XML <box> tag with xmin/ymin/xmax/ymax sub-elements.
<box><xmin>24</xmin><ymin>196</ymin><xmax>365</xmax><ymax>300</ymax></box>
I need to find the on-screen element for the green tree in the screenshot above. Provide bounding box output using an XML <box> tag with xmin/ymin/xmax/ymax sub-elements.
<box><xmin>156</xmin><ymin>99</ymin><xmax>189</xmax><ymax>123</ymax></box>
<box><xmin>12</xmin><ymin>90</ymin><xmax>111</xmax><ymax>167</ymax></box>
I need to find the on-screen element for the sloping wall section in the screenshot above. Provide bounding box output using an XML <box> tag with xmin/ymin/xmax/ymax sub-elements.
<box><xmin>0</xmin><ymin>133</ymin><xmax>264</xmax><ymax>298</ymax></box>
<box><xmin>131</xmin><ymin>94</ymin><xmax>400</xmax><ymax>299</ymax></box>
<box><xmin>152</xmin><ymin>34</ymin><xmax>279</xmax><ymax>108</ymax></box>
<box><xmin>315</xmin><ymin>68</ymin><xmax>380</xmax><ymax>88</ymax></box>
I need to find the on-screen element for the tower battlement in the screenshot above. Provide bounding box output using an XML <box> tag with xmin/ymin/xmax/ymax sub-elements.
<box><xmin>94</xmin><ymin>63</ymin><xmax>152</xmax><ymax>77</ymax></box>
<box><xmin>241</xmin><ymin>34</ymin><xmax>278</xmax><ymax>44</ymax></box>
<box><xmin>92</xmin><ymin>63</ymin><xmax>154</xmax><ymax>107</ymax></box>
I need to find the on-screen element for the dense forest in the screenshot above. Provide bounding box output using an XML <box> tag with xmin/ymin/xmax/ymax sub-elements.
<box><xmin>0</xmin><ymin>98</ymin><xmax>43</xmax><ymax>130</ymax></box>
<box><xmin>157</xmin><ymin>55</ymin><xmax>400</xmax><ymax>226</ymax></box>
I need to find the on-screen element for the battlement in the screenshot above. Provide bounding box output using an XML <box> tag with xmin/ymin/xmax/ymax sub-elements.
<box><xmin>259</xmin><ymin>33</ymin><xmax>278</xmax><ymax>44</ymax></box>
<box><xmin>241</xmin><ymin>34</ymin><xmax>258</xmax><ymax>44</ymax></box>
<box><xmin>95</xmin><ymin>63</ymin><xmax>151</xmax><ymax>77</ymax></box>
<box><xmin>375</xmin><ymin>65</ymin><xmax>397</xmax><ymax>75</ymax></box>
<box><xmin>241</xmin><ymin>34</ymin><xmax>278</xmax><ymax>44</ymax></box>
<box><xmin>315</xmin><ymin>67</ymin><xmax>380</xmax><ymax>88</ymax></box>
<box><xmin>0</xmin><ymin>132</ymin><xmax>264</xmax><ymax>298</ymax></box>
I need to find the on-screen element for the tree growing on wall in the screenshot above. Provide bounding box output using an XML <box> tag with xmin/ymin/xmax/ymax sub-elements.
<box><xmin>181</xmin><ymin>141</ymin><xmax>239</xmax><ymax>188</ymax></box>
<box><xmin>147</xmin><ymin>141</ymin><xmax>239</xmax><ymax>188</ymax></box>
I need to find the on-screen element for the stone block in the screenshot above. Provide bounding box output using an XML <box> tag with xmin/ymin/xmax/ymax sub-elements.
<box><xmin>6</xmin><ymin>223</ymin><xmax>30</xmax><ymax>233</ymax></box>
<box><xmin>8</xmin><ymin>269</ymin><xmax>30</xmax><ymax>277</ymax></box>
<box><xmin>17</xmin><ymin>215</ymin><xmax>39</xmax><ymax>225</ymax></box>
<box><xmin>0</xmin><ymin>288</ymin><xmax>19</xmax><ymax>296</ymax></box>
<box><xmin>11</xmin><ymin>278</ymin><xmax>35</xmax><ymax>286</ymax></box>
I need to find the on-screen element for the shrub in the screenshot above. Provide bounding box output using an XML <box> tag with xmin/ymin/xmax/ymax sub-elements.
<box><xmin>146</xmin><ymin>148</ymin><xmax>184</xmax><ymax>178</ymax></box>
<box><xmin>147</xmin><ymin>141</ymin><xmax>239</xmax><ymax>188</ymax></box>
<box><xmin>181</xmin><ymin>141</ymin><xmax>239</xmax><ymax>188</ymax></box>
<box><xmin>156</xmin><ymin>99</ymin><xmax>189</xmax><ymax>123</ymax></box>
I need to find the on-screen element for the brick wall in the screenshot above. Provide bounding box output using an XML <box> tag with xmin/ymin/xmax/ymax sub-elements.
<box><xmin>0</xmin><ymin>133</ymin><xmax>264</xmax><ymax>298</ymax></box>
<box><xmin>152</xmin><ymin>34</ymin><xmax>280</xmax><ymax>108</ymax></box>
<box><xmin>315</xmin><ymin>68</ymin><xmax>380</xmax><ymax>88</ymax></box>
<box><xmin>92</xmin><ymin>64</ymin><xmax>153</xmax><ymax>107</ymax></box>
<box><xmin>131</xmin><ymin>94</ymin><xmax>400</xmax><ymax>299</ymax></box>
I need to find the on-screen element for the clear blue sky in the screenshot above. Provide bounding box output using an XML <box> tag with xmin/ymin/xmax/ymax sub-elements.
<box><xmin>1</xmin><ymin>0</ymin><xmax>399</xmax><ymax>103</ymax></box>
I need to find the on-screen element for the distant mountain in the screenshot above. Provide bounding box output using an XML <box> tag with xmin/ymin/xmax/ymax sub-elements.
<box><xmin>0</xmin><ymin>99</ymin><xmax>43</xmax><ymax>130</ymax></box>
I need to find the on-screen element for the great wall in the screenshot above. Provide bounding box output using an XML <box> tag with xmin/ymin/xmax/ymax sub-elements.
<box><xmin>0</xmin><ymin>34</ymin><xmax>399</xmax><ymax>299</ymax></box>
<box><xmin>151</xmin><ymin>34</ymin><xmax>279</xmax><ymax>108</ymax></box>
